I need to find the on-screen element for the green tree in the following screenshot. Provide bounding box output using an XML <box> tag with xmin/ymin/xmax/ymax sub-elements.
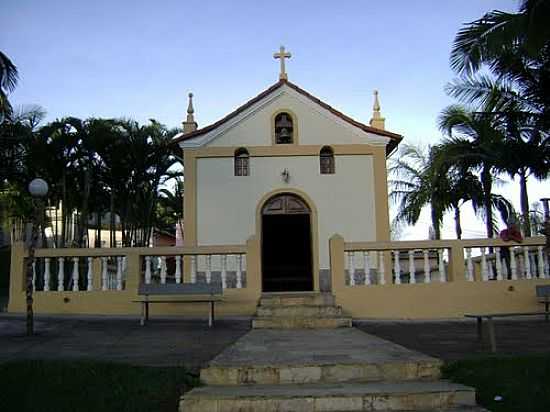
<box><xmin>0</xmin><ymin>51</ymin><xmax>18</xmax><ymax>121</ymax></box>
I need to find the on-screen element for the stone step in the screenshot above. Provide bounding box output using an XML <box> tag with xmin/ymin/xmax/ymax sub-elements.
<box><xmin>256</xmin><ymin>304</ymin><xmax>343</xmax><ymax>318</ymax></box>
<box><xmin>180</xmin><ymin>380</ymin><xmax>477</xmax><ymax>412</ymax></box>
<box><xmin>201</xmin><ymin>359</ymin><xmax>442</xmax><ymax>385</ymax></box>
<box><xmin>252</xmin><ymin>316</ymin><xmax>352</xmax><ymax>329</ymax></box>
<box><xmin>259</xmin><ymin>292</ymin><xmax>336</xmax><ymax>307</ymax></box>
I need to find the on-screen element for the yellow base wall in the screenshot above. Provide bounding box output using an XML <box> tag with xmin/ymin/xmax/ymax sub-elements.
<box><xmin>335</xmin><ymin>279</ymin><xmax>550</xmax><ymax>319</ymax></box>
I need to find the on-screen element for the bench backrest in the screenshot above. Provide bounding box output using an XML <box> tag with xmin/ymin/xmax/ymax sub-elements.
<box><xmin>138</xmin><ymin>283</ymin><xmax>222</xmax><ymax>296</ymax></box>
<box><xmin>536</xmin><ymin>285</ymin><xmax>550</xmax><ymax>298</ymax></box>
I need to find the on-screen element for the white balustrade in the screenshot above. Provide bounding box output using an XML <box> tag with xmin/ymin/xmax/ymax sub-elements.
<box><xmin>43</xmin><ymin>257</ymin><xmax>51</xmax><ymax>291</ymax></box>
<box><xmin>423</xmin><ymin>250</ymin><xmax>431</xmax><ymax>283</ymax></box>
<box><xmin>523</xmin><ymin>247</ymin><xmax>532</xmax><ymax>279</ymax></box>
<box><xmin>236</xmin><ymin>254</ymin><xmax>243</xmax><ymax>289</ymax></box>
<box><xmin>538</xmin><ymin>246</ymin><xmax>546</xmax><ymax>279</ymax></box>
<box><xmin>144</xmin><ymin>256</ymin><xmax>152</xmax><ymax>284</ymax></box>
<box><xmin>205</xmin><ymin>255</ymin><xmax>212</xmax><ymax>284</ymax></box>
<box><xmin>190</xmin><ymin>255</ymin><xmax>197</xmax><ymax>283</ymax></box>
<box><xmin>160</xmin><ymin>256</ymin><xmax>167</xmax><ymax>284</ymax></box>
<box><xmin>378</xmin><ymin>251</ymin><xmax>385</xmax><ymax>285</ymax></box>
<box><xmin>221</xmin><ymin>254</ymin><xmax>228</xmax><ymax>289</ymax></box>
<box><xmin>509</xmin><ymin>248</ymin><xmax>517</xmax><ymax>279</ymax></box>
<box><xmin>32</xmin><ymin>260</ymin><xmax>36</xmax><ymax>292</ymax></box>
<box><xmin>438</xmin><ymin>249</ymin><xmax>446</xmax><ymax>282</ymax></box>
<box><xmin>408</xmin><ymin>250</ymin><xmax>416</xmax><ymax>284</ymax></box>
<box><xmin>72</xmin><ymin>257</ymin><xmax>79</xmax><ymax>291</ymax></box>
<box><xmin>465</xmin><ymin>248</ymin><xmax>474</xmax><ymax>281</ymax></box>
<box><xmin>175</xmin><ymin>256</ymin><xmax>182</xmax><ymax>284</ymax></box>
<box><xmin>480</xmin><ymin>248</ymin><xmax>488</xmax><ymax>281</ymax></box>
<box><xmin>57</xmin><ymin>257</ymin><xmax>65</xmax><ymax>291</ymax></box>
<box><xmin>101</xmin><ymin>257</ymin><xmax>108</xmax><ymax>290</ymax></box>
<box><xmin>348</xmin><ymin>252</ymin><xmax>355</xmax><ymax>286</ymax></box>
<box><xmin>116</xmin><ymin>256</ymin><xmax>123</xmax><ymax>290</ymax></box>
<box><xmin>495</xmin><ymin>247</ymin><xmax>503</xmax><ymax>281</ymax></box>
<box><xmin>87</xmin><ymin>257</ymin><xmax>93</xmax><ymax>291</ymax></box>
<box><xmin>363</xmin><ymin>251</ymin><xmax>370</xmax><ymax>285</ymax></box>
<box><xmin>393</xmin><ymin>250</ymin><xmax>401</xmax><ymax>284</ymax></box>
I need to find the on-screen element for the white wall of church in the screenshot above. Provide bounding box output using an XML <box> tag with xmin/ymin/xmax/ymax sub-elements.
<box><xmin>196</xmin><ymin>154</ymin><xmax>377</xmax><ymax>268</ymax></box>
<box><xmin>207</xmin><ymin>92</ymin><xmax>383</xmax><ymax>147</ymax></box>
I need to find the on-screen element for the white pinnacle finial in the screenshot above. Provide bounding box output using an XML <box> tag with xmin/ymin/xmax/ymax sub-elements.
<box><xmin>370</xmin><ymin>89</ymin><xmax>385</xmax><ymax>130</ymax></box>
<box><xmin>273</xmin><ymin>45</ymin><xmax>291</xmax><ymax>80</ymax></box>
<box><xmin>183</xmin><ymin>92</ymin><xmax>197</xmax><ymax>133</ymax></box>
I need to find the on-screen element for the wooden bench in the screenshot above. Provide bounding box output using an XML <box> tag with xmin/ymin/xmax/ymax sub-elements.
<box><xmin>133</xmin><ymin>283</ymin><xmax>223</xmax><ymax>327</ymax></box>
<box><xmin>536</xmin><ymin>285</ymin><xmax>550</xmax><ymax>321</ymax></box>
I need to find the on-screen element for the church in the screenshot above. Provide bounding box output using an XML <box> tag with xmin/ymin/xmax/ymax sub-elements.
<box><xmin>173</xmin><ymin>46</ymin><xmax>402</xmax><ymax>294</ymax></box>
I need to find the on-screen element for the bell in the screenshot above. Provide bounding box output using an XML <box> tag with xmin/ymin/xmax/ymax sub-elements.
<box><xmin>278</xmin><ymin>127</ymin><xmax>291</xmax><ymax>142</ymax></box>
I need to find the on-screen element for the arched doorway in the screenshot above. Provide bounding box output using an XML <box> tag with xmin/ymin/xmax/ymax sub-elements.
<box><xmin>261</xmin><ymin>193</ymin><xmax>313</xmax><ymax>292</ymax></box>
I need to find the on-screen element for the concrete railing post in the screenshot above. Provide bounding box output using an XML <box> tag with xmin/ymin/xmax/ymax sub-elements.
<box><xmin>8</xmin><ymin>241</ymin><xmax>26</xmax><ymax>312</ymax></box>
<box><xmin>447</xmin><ymin>241</ymin><xmax>466</xmax><ymax>283</ymax></box>
<box><xmin>124</xmin><ymin>250</ymin><xmax>141</xmax><ymax>292</ymax></box>
<box><xmin>329</xmin><ymin>234</ymin><xmax>345</xmax><ymax>295</ymax></box>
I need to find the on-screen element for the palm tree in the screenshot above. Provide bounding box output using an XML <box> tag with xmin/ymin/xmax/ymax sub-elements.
<box><xmin>437</xmin><ymin>105</ymin><xmax>508</xmax><ymax>238</ymax></box>
<box><xmin>389</xmin><ymin>144</ymin><xmax>445</xmax><ymax>239</ymax></box>
<box><xmin>0</xmin><ymin>51</ymin><xmax>18</xmax><ymax>121</ymax></box>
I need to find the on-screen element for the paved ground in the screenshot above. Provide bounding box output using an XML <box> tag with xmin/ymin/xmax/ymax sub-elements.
<box><xmin>1</xmin><ymin>314</ymin><xmax>549</xmax><ymax>372</ymax></box>
<box><xmin>209</xmin><ymin>328</ymin><xmax>437</xmax><ymax>367</ymax></box>
<box><xmin>356</xmin><ymin>317</ymin><xmax>550</xmax><ymax>361</ymax></box>
<box><xmin>0</xmin><ymin>314</ymin><xmax>250</xmax><ymax>371</ymax></box>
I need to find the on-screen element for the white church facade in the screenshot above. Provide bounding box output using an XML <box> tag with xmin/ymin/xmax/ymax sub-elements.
<box><xmin>173</xmin><ymin>55</ymin><xmax>402</xmax><ymax>294</ymax></box>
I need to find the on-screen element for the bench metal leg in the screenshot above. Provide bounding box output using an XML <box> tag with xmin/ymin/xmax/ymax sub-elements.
<box><xmin>140</xmin><ymin>302</ymin><xmax>145</xmax><ymax>326</ymax></box>
<box><xmin>208</xmin><ymin>301</ymin><xmax>214</xmax><ymax>328</ymax></box>
<box><xmin>487</xmin><ymin>317</ymin><xmax>496</xmax><ymax>353</ymax></box>
<box><xmin>545</xmin><ymin>301</ymin><xmax>549</xmax><ymax>322</ymax></box>
<box><xmin>476</xmin><ymin>317</ymin><xmax>483</xmax><ymax>342</ymax></box>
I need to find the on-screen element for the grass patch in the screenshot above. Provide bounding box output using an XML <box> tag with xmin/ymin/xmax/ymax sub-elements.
<box><xmin>0</xmin><ymin>360</ymin><xmax>200</xmax><ymax>412</ymax></box>
<box><xmin>443</xmin><ymin>355</ymin><xmax>550</xmax><ymax>412</ymax></box>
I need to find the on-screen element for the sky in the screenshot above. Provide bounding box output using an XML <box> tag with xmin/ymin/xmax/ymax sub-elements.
<box><xmin>3</xmin><ymin>0</ymin><xmax>546</xmax><ymax>239</ymax></box>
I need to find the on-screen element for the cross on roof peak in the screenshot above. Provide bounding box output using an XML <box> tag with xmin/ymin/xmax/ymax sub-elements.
<box><xmin>273</xmin><ymin>45</ymin><xmax>291</xmax><ymax>81</ymax></box>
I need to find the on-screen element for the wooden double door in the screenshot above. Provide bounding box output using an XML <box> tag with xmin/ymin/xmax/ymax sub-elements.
<box><xmin>261</xmin><ymin>194</ymin><xmax>313</xmax><ymax>292</ymax></box>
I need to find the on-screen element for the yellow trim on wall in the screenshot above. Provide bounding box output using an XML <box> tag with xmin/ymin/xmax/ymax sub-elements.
<box><xmin>191</xmin><ymin>144</ymin><xmax>380</xmax><ymax>158</ymax></box>
<box><xmin>271</xmin><ymin>109</ymin><xmax>299</xmax><ymax>146</ymax></box>
<box><xmin>255</xmin><ymin>188</ymin><xmax>321</xmax><ymax>292</ymax></box>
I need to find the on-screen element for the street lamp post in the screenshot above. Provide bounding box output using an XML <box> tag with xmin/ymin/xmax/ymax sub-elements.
<box><xmin>27</xmin><ymin>178</ymin><xmax>48</xmax><ymax>336</ymax></box>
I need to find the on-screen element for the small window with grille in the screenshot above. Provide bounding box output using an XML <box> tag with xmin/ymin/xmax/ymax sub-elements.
<box><xmin>320</xmin><ymin>146</ymin><xmax>335</xmax><ymax>174</ymax></box>
<box><xmin>234</xmin><ymin>148</ymin><xmax>249</xmax><ymax>176</ymax></box>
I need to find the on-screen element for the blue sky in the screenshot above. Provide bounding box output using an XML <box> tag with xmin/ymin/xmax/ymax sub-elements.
<box><xmin>5</xmin><ymin>0</ymin><xmax>544</xmax><ymax>239</ymax></box>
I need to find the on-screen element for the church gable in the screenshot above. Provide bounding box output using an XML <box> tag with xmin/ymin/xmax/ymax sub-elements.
<box><xmin>174</xmin><ymin>81</ymin><xmax>402</xmax><ymax>154</ymax></box>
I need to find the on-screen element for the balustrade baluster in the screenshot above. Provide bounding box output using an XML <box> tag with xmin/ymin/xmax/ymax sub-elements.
<box><xmin>43</xmin><ymin>257</ymin><xmax>51</xmax><ymax>291</ymax></box>
<box><xmin>544</xmin><ymin>253</ymin><xmax>550</xmax><ymax>278</ymax></box>
<box><xmin>423</xmin><ymin>250</ymin><xmax>431</xmax><ymax>283</ymax></box>
<box><xmin>32</xmin><ymin>259</ymin><xmax>37</xmax><ymax>292</ymax></box>
<box><xmin>72</xmin><ymin>257</ymin><xmax>79</xmax><ymax>291</ymax></box>
<box><xmin>87</xmin><ymin>257</ymin><xmax>93</xmax><ymax>291</ymax></box>
<box><xmin>495</xmin><ymin>248</ymin><xmax>503</xmax><ymax>281</ymax></box>
<box><xmin>236</xmin><ymin>255</ymin><xmax>243</xmax><ymax>289</ymax></box>
<box><xmin>408</xmin><ymin>250</ymin><xmax>416</xmax><ymax>284</ymax></box>
<box><xmin>175</xmin><ymin>256</ymin><xmax>182</xmax><ymax>284</ymax></box>
<box><xmin>57</xmin><ymin>257</ymin><xmax>65</xmax><ymax>291</ymax></box>
<box><xmin>221</xmin><ymin>255</ymin><xmax>228</xmax><ymax>289</ymax></box>
<box><xmin>160</xmin><ymin>256</ymin><xmax>167</xmax><ymax>284</ymax></box>
<box><xmin>393</xmin><ymin>250</ymin><xmax>401</xmax><ymax>284</ymax></box>
<box><xmin>524</xmin><ymin>247</ymin><xmax>532</xmax><ymax>279</ymax></box>
<box><xmin>363</xmin><ymin>251</ymin><xmax>370</xmax><ymax>285</ymax></box>
<box><xmin>101</xmin><ymin>257</ymin><xmax>108</xmax><ymax>290</ymax></box>
<box><xmin>510</xmin><ymin>248</ymin><xmax>518</xmax><ymax>280</ymax></box>
<box><xmin>538</xmin><ymin>246</ymin><xmax>546</xmax><ymax>279</ymax></box>
<box><xmin>145</xmin><ymin>256</ymin><xmax>152</xmax><ymax>284</ymax></box>
<box><xmin>438</xmin><ymin>249</ymin><xmax>446</xmax><ymax>282</ymax></box>
<box><xmin>205</xmin><ymin>255</ymin><xmax>212</xmax><ymax>284</ymax></box>
<box><xmin>116</xmin><ymin>256</ymin><xmax>123</xmax><ymax>290</ymax></box>
<box><xmin>348</xmin><ymin>252</ymin><xmax>355</xmax><ymax>286</ymax></box>
<box><xmin>191</xmin><ymin>255</ymin><xmax>197</xmax><ymax>283</ymax></box>
<box><xmin>480</xmin><ymin>248</ymin><xmax>488</xmax><ymax>281</ymax></box>
<box><xmin>378</xmin><ymin>251</ymin><xmax>385</xmax><ymax>285</ymax></box>
<box><xmin>465</xmin><ymin>248</ymin><xmax>474</xmax><ymax>281</ymax></box>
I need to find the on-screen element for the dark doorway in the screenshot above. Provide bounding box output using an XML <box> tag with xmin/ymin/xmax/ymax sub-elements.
<box><xmin>261</xmin><ymin>194</ymin><xmax>313</xmax><ymax>292</ymax></box>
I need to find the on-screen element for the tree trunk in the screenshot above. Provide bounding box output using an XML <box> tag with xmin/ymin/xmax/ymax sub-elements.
<box><xmin>61</xmin><ymin>173</ymin><xmax>66</xmax><ymax>247</ymax></box>
<box><xmin>454</xmin><ymin>205</ymin><xmax>462</xmax><ymax>239</ymax></box>
<box><xmin>430</xmin><ymin>205</ymin><xmax>441</xmax><ymax>240</ymax></box>
<box><xmin>109</xmin><ymin>192</ymin><xmax>115</xmax><ymax>248</ymax></box>
<box><xmin>481</xmin><ymin>165</ymin><xmax>494</xmax><ymax>238</ymax></box>
<box><xmin>519</xmin><ymin>168</ymin><xmax>531</xmax><ymax>237</ymax></box>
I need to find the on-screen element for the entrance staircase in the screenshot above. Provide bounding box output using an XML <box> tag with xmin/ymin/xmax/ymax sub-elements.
<box><xmin>180</xmin><ymin>293</ymin><xmax>487</xmax><ymax>411</ymax></box>
<box><xmin>252</xmin><ymin>292</ymin><xmax>353</xmax><ymax>329</ymax></box>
